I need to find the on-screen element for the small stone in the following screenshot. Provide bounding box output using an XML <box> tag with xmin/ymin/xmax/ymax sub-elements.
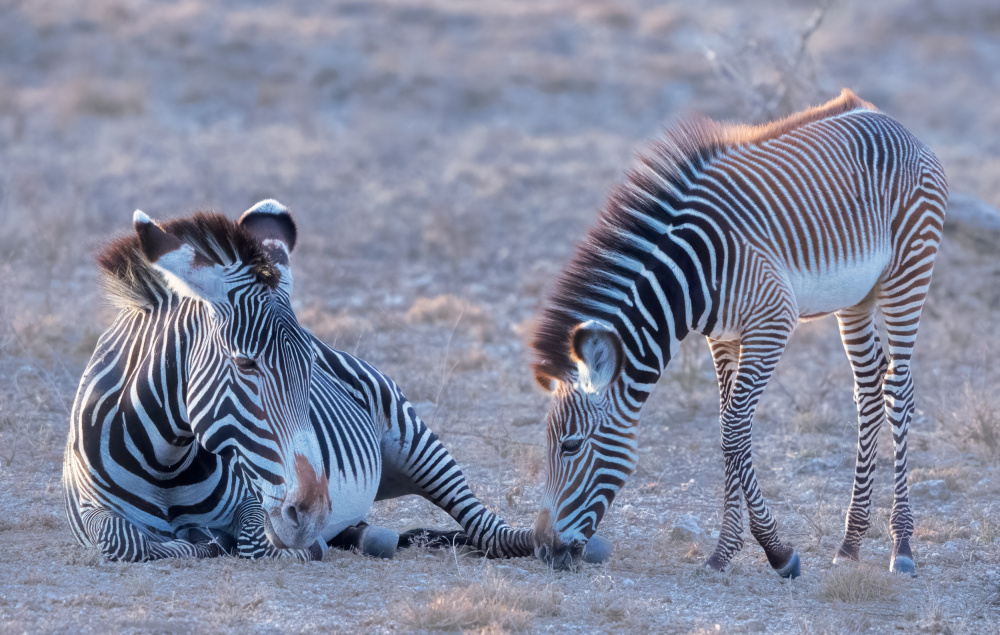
<box><xmin>911</xmin><ymin>479</ymin><xmax>950</xmax><ymax>501</ymax></box>
<box><xmin>670</xmin><ymin>514</ymin><xmax>703</xmax><ymax>541</ymax></box>
<box><xmin>622</xmin><ymin>578</ymin><xmax>635</xmax><ymax>587</ymax></box>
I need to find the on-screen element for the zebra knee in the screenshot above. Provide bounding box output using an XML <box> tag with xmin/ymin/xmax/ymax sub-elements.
<box><xmin>97</xmin><ymin>519</ymin><xmax>149</xmax><ymax>562</ymax></box>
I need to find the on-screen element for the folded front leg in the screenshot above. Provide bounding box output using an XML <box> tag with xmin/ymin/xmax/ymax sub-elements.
<box><xmin>234</xmin><ymin>499</ymin><xmax>324</xmax><ymax>561</ymax></box>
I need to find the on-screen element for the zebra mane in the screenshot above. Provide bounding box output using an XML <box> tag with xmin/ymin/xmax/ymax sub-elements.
<box><xmin>97</xmin><ymin>212</ymin><xmax>281</xmax><ymax>309</ymax></box>
<box><xmin>530</xmin><ymin>89</ymin><xmax>877</xmax><ymax>382</ymax></box>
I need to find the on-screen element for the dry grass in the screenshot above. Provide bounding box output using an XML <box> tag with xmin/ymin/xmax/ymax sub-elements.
<box><xmin>819</xmin><ymin>564</ymin><xmax>900</xmax><ymax>604</ymax></box>
<box><xmin>404</xmin><ymin>566</ymin><xmax>562</xmax><ymax>632</ymax></box>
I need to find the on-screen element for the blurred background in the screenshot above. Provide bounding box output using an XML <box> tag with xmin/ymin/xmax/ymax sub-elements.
<box><xmin>1</xmin><ymin>1</ymin><xmax>998</xmax><ymax>632</ymax></box>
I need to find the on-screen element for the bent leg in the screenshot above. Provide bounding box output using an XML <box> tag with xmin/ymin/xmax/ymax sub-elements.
<box><xmin>233</xmin><ymin>499</ymin><xmax>324</xmax><ymax>561</ymax></box>
<box><xmin>79</xmin><ymin>506</ymin><xmax>221</xmax><ymax>562</ymax></box>
<box><xmin>705</xmin><ymin>338</ymin><xmax>746</xmax><ymax>572</ymax></box>
<box><xmin>725</xmin><ymin>322</ymin><xmax>800</xmax><ymax>578</ymax></box>
<box><xmin>378</xmin><ymin>403</ymin><xmax>534</xmax><ymax>558</ymax></box>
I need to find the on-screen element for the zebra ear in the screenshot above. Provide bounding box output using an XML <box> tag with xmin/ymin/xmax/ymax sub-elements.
<box><xmin>570</xmin><ymin>321</ymin><xmax>623</xmax><ymax>395</ymax></box>
<box><xmin>534</xmin><ymin>369</ymin><xmax>557</xmax><ymax>393</ymax></box>
<box><xmin>134</xmin><ymin>210</ymin><xmax>227</xmax><ymax>305</ymax></box>
<box><xmin>238</xmin><ymin>199</ymin><xmax>297</xmax><ymax>267</ymax></box>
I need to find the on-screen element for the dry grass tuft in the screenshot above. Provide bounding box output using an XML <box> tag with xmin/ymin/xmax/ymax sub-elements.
<box><xmin>406</xmin><ymin>294</ymin><xmax>494</xmax><ymax>342</ymax></box>
<box><xmin>214</xmin><ymin>564</ymin><xmax>265</xmax><ymax>625</ymax></box>
<box><xmin>404</xmin><ymin>566</ymin><xmax>562</xmax><ymax>632</ymax></box>
<box><xmin>819</xmin><ymin>564</ymin><xmax>899</xmax><ymax>604</ymax></box>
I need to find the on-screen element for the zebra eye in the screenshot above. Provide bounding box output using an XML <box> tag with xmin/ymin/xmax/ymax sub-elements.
<box><xmin>233</xmin><ymin>355</ymin><xmax>258</xmax><ymax>372</ymax></box>
<box><xmin>561</xmin><ymin>437</ymin><xmax>584</xmax><ymax>455</ymax></box>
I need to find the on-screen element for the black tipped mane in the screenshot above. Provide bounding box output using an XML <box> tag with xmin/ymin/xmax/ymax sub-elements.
<box><xmin>97</xmin><ymin>212</ymin><xmax>282</xmax><ymax>309</ymax></box>
<box><xmin>530</xmin><ymin>90</ymin><xmax>877</xmax><ymax>381</ymax></box>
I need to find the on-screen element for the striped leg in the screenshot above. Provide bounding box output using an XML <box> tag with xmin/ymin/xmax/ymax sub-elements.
<box><xmin>834</xmin><ymin>306</ymin><xmax>888</xmax><ymax>563</ymax></box>
<box><xmin>380</xmin><ymin>407</ymin><xmax>534</xmax><ymax>558</ymax></box>
<box><xmin>705</xmin><ymin>338</ymin><xmax>745</xmax><ymax>572</ymax></box>
<box><xmin>80</xmin><ymin>507</ymin><xmax>221</xmax><ymax>562</ymax></box>
<box><xmin>878</xmin><ymin>172</ymin><xmax>943</xmax><ymax>576</ymax></box>
<box><xmin>723</xmin><ymin>322</ymin><xmax>801</xmax><ymax>578</ymax></box>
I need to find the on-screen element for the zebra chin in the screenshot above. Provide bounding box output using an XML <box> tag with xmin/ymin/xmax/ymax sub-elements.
<box><xmin>534</xmin><ymin>541</ymin><xmax>585</xmax><ymax>571</ymax></box>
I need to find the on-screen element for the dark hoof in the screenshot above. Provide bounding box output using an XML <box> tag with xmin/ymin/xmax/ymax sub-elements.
<box><xmin>775</xmin><ymin>551</ymin><xmax>801</xmax><ymax>579</ymax></box>
<box><xmin>890</xmin><ymin>555</ymin><xmax>916</xmax><ymax>577</ymax></box>
<box><xmin>361</xmin><ymin>525</ymin><xmax>398</xmax><ymax>559</ymax></box>
<box><xmin>306</xmin><ymin>540</ymin><xmax>325</xmax><ymax>561</ymax></box>
<box><xmin>833</xmin><ymin>543</ymin><xmax>860</xmax><ymax>566</ymax></box>
<box><xmin>582</xmin><ymin>535</ymin><xmax>613</xmax><ymax>564</ymax></box>
<box><xmin>703</xmin><ymin>555</ymin><xmax>727</xmax><ymax>573</ymax></box>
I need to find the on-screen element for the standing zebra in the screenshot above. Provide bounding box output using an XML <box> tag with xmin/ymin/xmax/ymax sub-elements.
<box><xmin>64</xmin><ymin>200</ymin><xmax>535</xmax><ymax>562</ymax></box>
<box><xmin>529</xmin><ymin>90</ymin><xmax>948</xmax><ymax>577</ymax></box>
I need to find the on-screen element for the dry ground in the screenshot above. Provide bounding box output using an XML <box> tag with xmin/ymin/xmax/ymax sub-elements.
<box><xmin>2</xmin><ymin>0</ymin><xmax>1000</xmax><ymax>632</ymax></box>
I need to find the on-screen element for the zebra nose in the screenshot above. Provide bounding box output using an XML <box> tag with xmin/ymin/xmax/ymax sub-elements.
<box><xmin>282</xmin><ymin>501</ymin><xmax>303</xmax><ymax>529</ymax></box>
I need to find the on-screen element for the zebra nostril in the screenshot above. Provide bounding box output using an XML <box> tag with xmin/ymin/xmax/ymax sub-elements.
<box><xmin>282</xmin><ymin>502</ymin><xmax>301</xmax><ymax>528</ymax></box>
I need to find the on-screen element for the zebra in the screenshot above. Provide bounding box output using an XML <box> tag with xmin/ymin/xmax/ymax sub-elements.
<box><xmin>528</xmin><ymin>89</ymin><xmax>948</xmax><ymax>577</ymax></box>
<box><xmin>63</xmin><ymin>200</ymin><xmax>535</xmax><ymax>562</ymax></box>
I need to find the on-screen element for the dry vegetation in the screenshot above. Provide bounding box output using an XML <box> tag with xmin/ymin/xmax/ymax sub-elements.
<box><xmin>1</xmin><ymin>0</ymin><xmax>1000</xmax><ymax>633</ymax></box>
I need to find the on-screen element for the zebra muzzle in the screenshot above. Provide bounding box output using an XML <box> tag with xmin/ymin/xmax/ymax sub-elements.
<box><xmin>262</xmin><ymin>454</ymin><xmax>331</xmax><ymax>550</ymax></box>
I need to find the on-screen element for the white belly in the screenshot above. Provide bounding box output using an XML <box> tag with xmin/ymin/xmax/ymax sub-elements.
<box><xmin>787</xmin><ymin>255</ymin><xmax>888</xmax><ymax>320</ymax></box>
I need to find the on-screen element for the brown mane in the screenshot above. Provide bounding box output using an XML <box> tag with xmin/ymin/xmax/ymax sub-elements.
<box><xmin>97</xmin><ymin>212</ymin><xmax>281</xmax><ymax>309</ymax></box>
<box><xmin>530</xmin><ymin>90</ymin><xmax>878</xmax><ymax>383</ymax></box>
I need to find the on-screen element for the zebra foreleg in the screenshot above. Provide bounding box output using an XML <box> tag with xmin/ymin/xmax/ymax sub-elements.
<box><xmin>723</xmin><ymin>323</ymin><xmax>801</xmax><ymax>578</ymax></box>
<box><xmin>834</xmin><ymin>307</ymin><xmax>888</xmax><ymax>564</ymax></box>
<box><xmin>233</xmin><ymin>499</ymin><xmax>324</xmax><ymax>561</ymax></box>
<box><xmin>80</xmin><ymin>507</ymin><xmax>222</xmax><ymax>562</ymax></box>
<box><xmin>705</xmin><ymin>338</ymin><xmax>745</xmax><ymax>572</ymax></box>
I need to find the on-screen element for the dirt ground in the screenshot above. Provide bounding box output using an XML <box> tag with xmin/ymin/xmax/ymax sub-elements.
<box><xmin>1</xmin><ymin>0</ymin><xmax>1000</xmax><ymax>632</ymax></box>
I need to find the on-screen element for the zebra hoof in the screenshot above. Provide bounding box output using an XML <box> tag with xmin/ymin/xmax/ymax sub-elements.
<box><xmin>361</xmin><ymin>525</ymin><xmax>398</xmax><ymax>559</ymax></box>
<box><xmin>582</xmin><ymin>535</ymin><xmax>612</xmax><ymax>564</ymax></box>
<box><xmin>890</xmin><ymin>555</ymin><xmax>916</xmax><ymax>577</ymax></box>
<box><xmin>775</xmin><ymin>551</ymin><xmax>801</xmax><ymax>579</ymax></box>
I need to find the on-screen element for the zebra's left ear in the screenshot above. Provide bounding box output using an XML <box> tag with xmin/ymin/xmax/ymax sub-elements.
<box><xmin>134</xmin><ymin>210</ymin><xmax>228</xmax><ymax>305</ymax></box>
<box><xmin>238</xmin><ymin>199</ymin><xmax>297</xmax><ymax>267</ymax></box>
<box><xmin>570</xmin><ymin>321</ymin><xmax>623</xmax><ymax>395</ymax></box>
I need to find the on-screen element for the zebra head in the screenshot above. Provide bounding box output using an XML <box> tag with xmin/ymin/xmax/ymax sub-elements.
<box><xmin>132</xmin><ymin>201</ymin><xmax>330</xmax><ymax>550</ymax></box>
<box><xmin>532</xmin><ymin>320</ymin><xmax>638</xmax><ymax>570</ymax></box>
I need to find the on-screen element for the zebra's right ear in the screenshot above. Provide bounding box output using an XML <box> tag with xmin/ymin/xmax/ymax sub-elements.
<box><xmin>238</xmin><ymin>199</ymin><xmax>297</xmax><ymax>267</ymax></box>
<box><xmin>570</xmin><ymin>321</ymin><xmax>623</xmax><ymax>395</ymax></box>
<box><xmin>134</xmin><ymin>210</ymin><xmax>227</xmax><ymax>305</ymax></box>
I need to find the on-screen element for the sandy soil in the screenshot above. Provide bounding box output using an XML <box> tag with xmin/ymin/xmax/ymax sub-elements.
<box><xmin>1</xmin><ymin>0</ymin><xmax>999</xmax><ymax>632</ymax></box>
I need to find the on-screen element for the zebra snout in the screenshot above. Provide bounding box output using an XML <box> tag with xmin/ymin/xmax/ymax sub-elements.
<box><xmin>535</xmin><ymin>540</ymin><xmax>583</xmax><ymax>571</ymax></box>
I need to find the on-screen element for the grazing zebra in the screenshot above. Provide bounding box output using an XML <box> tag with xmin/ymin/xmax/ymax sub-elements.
<box><xmin>63</xmin><ymin>200</ymin><xmax>534</xmax><ymax>562</ymax></box>
<box><xmin>529</xmin><ymin>90</ymin><xmax>948</xmax><ymax>576</ymax></box>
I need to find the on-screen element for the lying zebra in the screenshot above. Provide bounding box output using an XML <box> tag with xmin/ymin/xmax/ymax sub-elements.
<box><xmin>63</xmin><ymin>200</ymin><xmax>536</xmax><ymax>562</ymax></box>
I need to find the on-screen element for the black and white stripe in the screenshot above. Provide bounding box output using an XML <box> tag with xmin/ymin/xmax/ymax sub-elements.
<box><xmin>64</xmin><ymin>201</ymin><xmax>532</xmax><ymax>562</ymax></box>
<box><xmin>530</xmin><ymin>90</ymin><xmax>948</xmax><ymax>576</ymax></box>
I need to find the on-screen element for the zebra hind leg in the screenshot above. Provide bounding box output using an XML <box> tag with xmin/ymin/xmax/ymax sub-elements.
<box><xmin>833</xmin><ymin>306</ymin><xmax>888</xmax><ymax>564</ymax></box>
<box><xmin>879</xmin><ymin>293</ymin><xmax>932</xmax><ymax>577</ymax></box>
